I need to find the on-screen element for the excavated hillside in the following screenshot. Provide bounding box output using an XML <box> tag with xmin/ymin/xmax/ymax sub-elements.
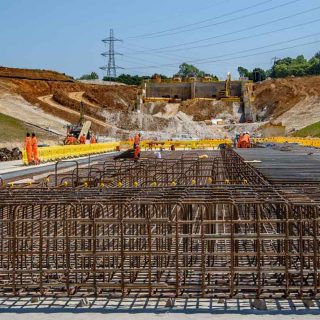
<box><xmin>0</xmin><ymin>67</ymin><xmax>138</xmax><ymax>143</ymax></box>
<box><xmin>3</xmin><ymin>67</ymin><xmax>320</xmax><ymax>146</ymax></box>
<box><xmin>0</xmin><ymin>67</ymin><xmax>242</xmax><ymax>144</ymax></box>
<box><xmin>253</xmin><ymin>76</ymin><xmax>320</xmax><ymax>132</ymax></box>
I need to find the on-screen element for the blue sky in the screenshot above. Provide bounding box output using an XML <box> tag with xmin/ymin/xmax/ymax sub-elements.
<box><xmin>0</xmin><ymin>0</ymin><xmax>320</xmax><ymax>79</ymax></box>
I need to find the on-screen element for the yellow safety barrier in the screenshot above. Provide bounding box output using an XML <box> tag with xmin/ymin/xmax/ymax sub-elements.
<box><xmin>140</xmin><ymin>139</ymin><xmax>232</xmax><ymax>150</ymax></box>
<box><xmin>253</xmin><ymin>137</ymin><xmax>320</xmax><ymax>148</ymax></box>
<box><xmin>22</xmin><ymin>139</ymin><xmax>233</xmax><ymax>165</ymax></box>
<box><xmin>22</xmin><ymin>142</ymin><xmax>120</xmax><ymax>165</ymax></box>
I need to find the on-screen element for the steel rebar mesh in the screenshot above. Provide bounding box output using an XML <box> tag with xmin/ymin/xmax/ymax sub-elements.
<box><xmin>0</xmin><ymin>149</ymin><xmax>319</xmax><ymax>298</ymax></box>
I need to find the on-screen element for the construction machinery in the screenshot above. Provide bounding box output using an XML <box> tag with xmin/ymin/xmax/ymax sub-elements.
<box><xmin>65</xmin><ymin>101</ymin><xmax>92</xmax><ymax>144</ymax></box>
<box><xmin>216</xmin><ymin>72</ymin><xmax>241</xmax><ymax>102</ymax></box>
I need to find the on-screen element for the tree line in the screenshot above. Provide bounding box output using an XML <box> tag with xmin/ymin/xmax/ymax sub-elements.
<box><xmin>78</xmin><ymin>63</ymin><xmax>218</xmax><ymax>85</ymax></box>
<box><xmin>79</xmin><ymin>51</ymin><xmax>320</xmax><ymax>85</ymax></box>
<box><xmin>238</xmin><ymin>51</ymin><xmax>320</xmax><ymax>82</ymax></box>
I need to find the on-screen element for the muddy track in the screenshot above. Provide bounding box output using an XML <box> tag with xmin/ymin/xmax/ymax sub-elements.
<box><xmin>38</xmin><ymin>95</ymin><xmax>107</xmax><ymax>127</ymax></box>
<box><xmin>67</xmin><ymin>91</ymin><xmax>99</xmax><ymax>108</ymax></box>
<box><xmin>38</xmin><ymin>94</ymin><xmax>130</xmax><ymax>134</ymax></box>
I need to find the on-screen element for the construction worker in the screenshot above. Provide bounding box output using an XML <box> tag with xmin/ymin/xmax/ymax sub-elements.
<box><xmin>31</xmin><ymin>133</ymin><xmax>39</xmax><ymax>164</ymax></box>
<box><xmin>242</xmin><ymin>132</ymin><xmax>251</xmax><ymax>148</ymax></box>
<box><xmin>79</xmin><ymin>133</ymin><xmax>86</xmax><ymax>144</ymax></box>
<box><xmin>90</xmin><ymin>134</ymin><xmax>96</xmax><ymax>144</ymax></box>
<box><xmin>65</xmin><ymin>134</ymin><xmax>73</xmax><ymax>145</ymax></box>
<box><xmin>234</xmin><ymin>132</ymin><xmax>240</xmax><ymax>148</ymax></box>
<box><xmin>66</xmin><ymin>134</ymin><xmax>78</xmax><ymax>145</ymax></box>
<box><xmin>237</xmin><ymin>133</ymin><xmax>244</xmax><ymax>148</ymax></box>
<box><xmin>133</xmin><ymin>132</ymin><xmax>141</xmax><ymax>149</ymax></box>
<box><xmin>24</xmin><ymin>132</ymin><xmax>33</xmax><ymax>165</ymax></box>
<box><xmin>134</xmin><ymin>144</ymin><xmax>140</xmax><ymax>161</ymax></box>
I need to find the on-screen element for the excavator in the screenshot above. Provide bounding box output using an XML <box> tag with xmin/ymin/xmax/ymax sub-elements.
<box><xmin>64</xmin><ymin>102</ymin><xmax>92</xmax><ymax>144</ymax></box>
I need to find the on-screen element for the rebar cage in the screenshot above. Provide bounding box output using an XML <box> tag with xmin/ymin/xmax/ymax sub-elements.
<box><xmin>0</xmin><ymin>150</ymin><xmax>320</xmax><ymax>298</ymax></box>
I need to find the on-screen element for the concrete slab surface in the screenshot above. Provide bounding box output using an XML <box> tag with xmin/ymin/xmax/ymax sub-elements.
<box><xmin>0</xmin><ymin>152</ymin><xmax>117</xmax><ymax>182</ymax></box>
<box><xmin>236</xmin><ymin>144</ymin><xmax>320</xmax><ymax>184</ymax></box>
<box><xmin>1</xmin><ymin>297</ymin><xmax>320</xmax><ymax>319</ymax></box>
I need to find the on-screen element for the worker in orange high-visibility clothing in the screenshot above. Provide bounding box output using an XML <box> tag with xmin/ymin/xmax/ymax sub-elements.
<box><xmin>242</xmin><ymin>132</ymin><xmax>251</xmax><ymax>148</ymax></box>
<box><xmin>237</xmin><ymin>133</ymin><xmax>243</xmax><ymax>148</ymax></box>
<box><xmin>133</xmin><ymin>133</ymin><xmax>141</xmax><ymax>149</ymax></box>
<box><xmin>64</xmin><ymin>134</ymin><xmax>73</xmax><ymax>145</ymax></box>
<box><xmin>134</xmin><ymin>145</ymin><xmax>140</xmax><ymax>162</ymax></box>
<box><xmin>24</xmin><ymin>132</ymin><xmax>33</xmax><ymax>165</ymax></box>
<box><xmin>31</xmin><ymin>133</ymin><xmax>40</xmax><ymax>164</ymax></box>
<box><xmin>79</xmin><ymin>134</ymin><xmax>86</xmax><ymax>144</ymax></box>
<box><xmin>90</xmin><ymin>134</ymin><xmax>96</xmax><ymax>144</ymax></box>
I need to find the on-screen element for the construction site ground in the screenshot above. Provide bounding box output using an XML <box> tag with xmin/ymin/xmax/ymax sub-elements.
<box><xmin>0</xmin><ymin>152</ymin><xmax>116</xmax><ymax>183</ymax></box>
<box><xmin>0</xmin><ymin>296</ymin><xmax>319</xmax><ymax>319</ymax></box>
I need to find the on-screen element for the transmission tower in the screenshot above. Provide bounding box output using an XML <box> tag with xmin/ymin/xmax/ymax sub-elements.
<box><xmin>271</xmin><ymin>56</ymin><xmax>279</xmax><ymax>66</ymax></box>
<box><xmin>100</xmin><ymin>29</ymin><xmax>123</xmax><ymax>79</ymax></box>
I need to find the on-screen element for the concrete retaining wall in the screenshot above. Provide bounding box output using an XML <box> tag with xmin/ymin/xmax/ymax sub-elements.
<box><xmin>146</xmin><ymin>81</ymin><xmax>243</xmax><ymax>99</ymax></box>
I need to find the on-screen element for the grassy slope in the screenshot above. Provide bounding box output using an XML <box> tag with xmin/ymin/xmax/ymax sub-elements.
<box><xmin>0</xmin><ymin>113</ymin><xmax>28</xmax><ymax>142</ymax></box>
<box><xmin>293</xmin><ymin>121</ymin><xmax>320</xmax><ymax>137</ymax></box>
<box><xmin>0</xmin><ymin>113</ymin><xmax>59</xmax><ymax>145</ymax></box>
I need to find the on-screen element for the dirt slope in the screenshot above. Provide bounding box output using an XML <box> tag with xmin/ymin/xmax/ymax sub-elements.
<box><xmin>254</xmin><ymin>76</ymin><xmax>320</xmax><ymax>131</ymax></box>
<box><xmin>0</xmin><ymin>66</ymin><xmax>73</xmax><ymax>81</ymax></box>
<box><xmin>0</xmin><ymin>67</ymin><xmax>138</xmax><ymax>138</ymax></box>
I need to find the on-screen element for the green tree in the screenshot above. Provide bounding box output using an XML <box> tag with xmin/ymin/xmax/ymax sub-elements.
<box><xmin>79</xmin><ymin>72</ymin><xmax>99</xmax><ymax>80</ymax></box>
<box><xmin>103</xmin><ymin>74</ymin><xmax>151</xmax><ymax>85</ymax></box>
<box><xmin>273</xmin><ymin>64</ymin><xmax>290</xmax><ymax>78</ymax></box>
<box><xmin>252</xmin><ymin>68</ymin><xmax>267</xmax><ymax>82</ymax></box>
<box><xmin>308</xmin><ymin>56</ymin><xmax>320</xmax><ymax>75</ymax></box>
<box><xmin>314</xmin><ymin>51</ymin><xmax>320</xmax><ymax>59</ymax></box>
<box><xmin>177</xmin><ymin>63</ymin><xmax>206</xmax><ymax>78</ymax></box>
<box><xmin>238</xmin><ymin>50</ymin><xmax>320</xmax><ymax>80</ymax></box>
<box><xmin>237</xmin><ymin>66</ymin><xmax>250</xmax><ymax>78</ymax></box>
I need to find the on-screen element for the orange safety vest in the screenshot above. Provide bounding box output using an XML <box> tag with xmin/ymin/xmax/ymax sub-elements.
<box><xmin>31</xmin><ymin>136</ymin><xmax>39</xmax><ymax>161</ymax></box>
<box><xmin>243</xmin><ymin>134</ymin><xmax>250</xmax><ymax>143</ymax></box>
<box><xmin>79</xmin><ymin>135</ymin><xmax>86</xmax><ymax>144</ymax></box>
<box><xmin>24</xmin><ymin>137</ymin><xmax>33</xmax><ymax>163</ymax></box>
<box><xmin>134</xmin><ymin>134</ymin><xmax>140</xmax><ymax>146</ymax></box>
<box><xmin>24</xmin><ymin>137</ymin><xmax>32</xmax><ymax>150</ymax></box>
<box><xmin>134</xmin><ymin>145</ymin><xmax>140</xmax><ymax>159</ymax></box>
<box><xmin>237</xmin><ymin>135</ymin><xmax>243</xmax><ymax>148</ymax></box>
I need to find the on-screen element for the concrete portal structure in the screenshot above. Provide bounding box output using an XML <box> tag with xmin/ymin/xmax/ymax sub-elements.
<box><xmin>145</xmin><ymin>81</ymin><xmax>243</xmax><ymax>100</ymax></box>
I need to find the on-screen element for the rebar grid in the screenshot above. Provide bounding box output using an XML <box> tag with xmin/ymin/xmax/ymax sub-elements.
<box><xmin>0</xmin><ymin>149</ymin><xmax>320</xmax><ymax>299</ymax></box>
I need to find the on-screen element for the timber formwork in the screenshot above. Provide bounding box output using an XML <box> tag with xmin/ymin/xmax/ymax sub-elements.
<box><xmin>0</xmin><ymin>149</ymin><xmax>320</xmax><ymax>299</ymax></box>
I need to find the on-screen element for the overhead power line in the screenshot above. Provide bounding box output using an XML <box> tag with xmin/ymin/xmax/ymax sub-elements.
<box><xmin>126</xmin><ymin>5</ymin><xmax>320</xmax><ymax>54</ymax></box>
<box><xmin>127</xmin><ymin>0</ymin><xmax>274</xmax><ymax>39</ymax></box>
<box><xmin>123</xmin><ymin>39</ymin><xmax>320</xmax><ymax>72</ymax></box>
<box><xmin>197</xmin><ymin>39</ymin><xmax>320</xmax><ymax>66</ymax></box>
<box><xmin>123</xmin><ymin>32</ymin><xmax>320</xmax><ymax>69</ymax></box>
<box><xmin>123</xmin><ymin>0</ymin><xmax>227</xmax><ymax>32</ymax></box>
<box><xmin>127</xmin><ymin>0</ymin><xmax>301</xmax><ymax>39</ymax></box>
<box><xmin>125</xmin><ymin>18</ymin><xmax>320</xmax><ymax>54</ymax></box>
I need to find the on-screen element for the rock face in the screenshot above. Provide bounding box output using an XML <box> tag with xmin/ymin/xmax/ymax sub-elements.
<box><xmin>253</xmin><ymin>76</ymin><xmax>320</xmax><ymax>131</ymax></box>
